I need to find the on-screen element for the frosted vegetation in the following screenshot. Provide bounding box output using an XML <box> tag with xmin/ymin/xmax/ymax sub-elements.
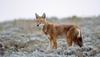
<box><xmin>0</xmin><ymin>16</ymin><xmax>100</xmax><ymax>57</ymax></box>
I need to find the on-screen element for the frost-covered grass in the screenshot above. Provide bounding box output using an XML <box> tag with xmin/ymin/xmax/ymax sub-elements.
<box><xmin>0</xmin><ymin>17</ymin><xmax>100</xmax><ymax>57</ymax></box>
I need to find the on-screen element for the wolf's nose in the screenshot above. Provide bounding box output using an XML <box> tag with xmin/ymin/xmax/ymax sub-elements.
<box><xmin>37</xmin><ymin>24</ymin><xmax>39</xmax><ymax>26</ymax></box>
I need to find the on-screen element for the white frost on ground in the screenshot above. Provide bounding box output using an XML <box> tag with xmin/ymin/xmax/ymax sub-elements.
<box><xmin>0</xmin><ymin>18</ymin><xmax>100</xmax><ymax>57</ymax></box>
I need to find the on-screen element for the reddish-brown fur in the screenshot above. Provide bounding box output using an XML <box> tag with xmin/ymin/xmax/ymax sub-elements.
<box><xmin>35</xmin><ymin>13</ymin><xmax>83</xmax><ymax>49</ymax></box>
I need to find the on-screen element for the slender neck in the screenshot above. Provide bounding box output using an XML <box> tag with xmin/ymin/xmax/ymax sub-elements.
<box><xmin>44</xmin><ymin>20</ymin><xmax>51</xmax><ymax>25</ymax></box>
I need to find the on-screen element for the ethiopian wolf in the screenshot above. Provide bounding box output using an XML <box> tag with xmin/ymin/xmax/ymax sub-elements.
<box><xmin>34</xmin><ymin>13</ymin><xmax>83</xmax><ymax>49</ymax></box>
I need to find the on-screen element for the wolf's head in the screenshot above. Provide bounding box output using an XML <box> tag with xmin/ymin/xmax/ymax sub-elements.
<box><xmin>35</xmin><ymin>13</ymin><xmax>47</xmax><ymax>27</ymax></box>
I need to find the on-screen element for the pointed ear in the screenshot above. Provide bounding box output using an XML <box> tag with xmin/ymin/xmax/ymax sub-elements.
<box><xmin>42</xmin><ymin>13</ymin><xmax>46</xmax><ymax>18</ymax></box>
<box><xmin>35</xmin><ymin>13</ymin><xmax>39</xmax><ymax>18</ymax></box>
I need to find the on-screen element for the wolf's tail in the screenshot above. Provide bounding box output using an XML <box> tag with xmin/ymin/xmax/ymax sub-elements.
<box><xmin>76</xmin><ymin>35</ymin><xmax>83</xmax><ymax>47</ymax></box>
<box><xmin>74</xmin><ymin>28</ymin><xmax>83</xmax><ymax>47</ymax></box>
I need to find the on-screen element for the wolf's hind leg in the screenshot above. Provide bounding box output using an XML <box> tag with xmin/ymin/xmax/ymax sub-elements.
<box><xmin>52</xmin><ymin>37</ymin><xmax>57</xmax><ymax>49</ymax></box>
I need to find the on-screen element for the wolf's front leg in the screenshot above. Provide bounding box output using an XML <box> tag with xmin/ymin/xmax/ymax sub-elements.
<box><xmin>48</xmin><ymin>35</ymin><xmax>57</xmax><ymax>49</ymax></box>
<box><xmin>66</xmin><ymin>35</ymin><xmax>73</xmax><ymax>48</ymax></box>
<box><xmin>47</xmin><ymin>36</ymin><xmax>53</xmax><ymax>50</ymax></box>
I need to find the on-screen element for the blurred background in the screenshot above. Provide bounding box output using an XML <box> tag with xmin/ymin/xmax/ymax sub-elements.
<box><xmin>0</xmin><ymin>0</ymin><xmax>100</xmax><ymax>57</ymax></box>
<box><xmin>0</xmin><ymin>0</ymin><xmax>100</xmax><ymax>22</ymax></box>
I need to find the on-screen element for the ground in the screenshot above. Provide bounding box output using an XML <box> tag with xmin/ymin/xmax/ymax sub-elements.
<box><xmin>0</xmin><ymin>17</ymin><xmax>100</xmax><ymax>57</ymax></box>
